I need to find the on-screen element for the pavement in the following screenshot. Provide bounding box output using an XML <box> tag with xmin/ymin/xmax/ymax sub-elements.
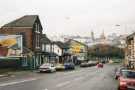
<box><xmin>0</xmin><ymin>64</ymin><xmax>119</xmax><ymax>90</ymax></box>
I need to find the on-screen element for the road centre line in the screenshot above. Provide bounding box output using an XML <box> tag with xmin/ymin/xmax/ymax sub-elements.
<box><xmin>0</xmin><ymin>78</ymin><xmax>38</xmax><ymax>87</ymax></box>
<box><xmin>56</xmin><ymin>76</ymin><xmax>85</xmax><ymax>88</ymax></box>
<box><xmin>73</xmin><ymin>77</ymin><xmax>84</xmax><ymax>81</ymax></box>
<box><xmin>56</xmin><ymin>81</ymin><xmax>71</xmax><ymax>87</ymax></box>
<box><xmin>63</xmin><ymin>71</ymin><xmax>79</xmax><ymax>75</ymax></box>
<box><xmin>63</xmin><ymin>68</ymin><xmax>91</xmax><ymax>75</ymax></box>
<box><xmin>63</xmin><ymin>67</ymin><xmax>96</xmax><ymax>76</ymax></box>
<box><xmin>43</xmin><ymin>88</ymin><xmax>48</xmax><ymax>90</ymax></box>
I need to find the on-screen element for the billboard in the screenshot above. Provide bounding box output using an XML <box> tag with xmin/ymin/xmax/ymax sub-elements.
<box><xmin>0</xmin><ymin>35</ymin><xmax>23</xmax><ymax>57</ymax></box>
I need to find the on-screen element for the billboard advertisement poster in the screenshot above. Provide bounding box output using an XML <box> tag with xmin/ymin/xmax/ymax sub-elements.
<box><xmin>0</xmin><ymin>35</ymin><xmax>23</xmax><ymax>57</ymax></box>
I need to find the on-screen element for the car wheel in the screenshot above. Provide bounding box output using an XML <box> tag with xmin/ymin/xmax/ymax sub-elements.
<box><xmin>39</xmin><ymin>71</ymin><xmax>42</xmax><ymax>73</ymax></box>
<box><xmin>50</xmin><ymin>70</ymin><xmax>53</xmax><ymax>73</ymax></box>
<box><xmin>115</xmin><ymin>76</ymin><xmax>118</xmax><ymax>80</ymax></box>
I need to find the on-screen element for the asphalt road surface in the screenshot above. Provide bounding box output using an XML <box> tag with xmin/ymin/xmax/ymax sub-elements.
<box><xmin>0</xmin><ymin>64</ymin><xmax>119</xmax><ymax>90</ymax></box>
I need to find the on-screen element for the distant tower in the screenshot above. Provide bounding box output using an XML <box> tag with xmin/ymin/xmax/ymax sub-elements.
<box><xmin>100</xmin><ymin>30</ymin><xmax>106</xmax><ymax>40</ymax></box>
<box><xmin>91</xmin><ymin>30</ymin><xmax>95</xmax><ymax>41</ymax></box>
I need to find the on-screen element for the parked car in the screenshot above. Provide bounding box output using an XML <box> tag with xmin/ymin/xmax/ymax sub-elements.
<box><xmin>88</xmin><ymin>61</ymin><xmax>98</xmax><ymax>66</ymax></box>
<box><xmin>97</xmin><ymin>63</ymin><xmax>103</xmax><ymax>68</ymax></box>
<box><xmin>101</xmin><ymin>60</ymin><xmax>106</xmax><ymax>64</ymax></box>
<box><xmin>113</xmin><ymin>60</ymin><xmax>121</xmax><ymax>63</ymax></box>
<box><xmin>80</xmin><ymin>62</ymin><xmax>89</xmax><ymax>67</ymax></box>
<box><xmin>118</xmin><ymin>70</ymin><xmax>135</xmax><ymax>90</ymax></box>
<box><xmin>55</xmin><ymin>63</ymin><xmax>65</xmax><ymax>71</ymax></box>
<box><xmin>114</xmin><ymin>67</ymin><xmax>127</xmax><ymax>80</ymax></box>
<box><xmin>64</xmin><ymin>62</ymin><xmax>75</xmax><ymax>70</ymax></box>
<box><xmin>39</xmin><ymin>63</ymin><xmax>56</xmax><ymax>73</ymax></box>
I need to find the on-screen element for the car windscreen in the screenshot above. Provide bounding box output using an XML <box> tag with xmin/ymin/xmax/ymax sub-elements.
<box><xmin>42</xmin><ymin>64</ymin><xmax>51</xmax><ymax>67</ymax></box>
<box><xmin>122</xmin><ymin>71</ymin><xmax>135</xmax><ymax>79</ymax></box>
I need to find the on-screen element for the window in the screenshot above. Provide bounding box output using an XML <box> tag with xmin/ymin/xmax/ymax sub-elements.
<box><xmin>80</xmin><ymin>49</ymin><xmax>83</xmax><ymax>53</ymax></box>
<box><xmin>37</xmin><ymin>35</ymin><xmax>39</xmax><ymax>47</ymax></box>
<box><xmin>122</xmin><ymin>71</ymin><xmax>135</xmax><ymax>79</ymax></box>
<box><xmin>35</xmin><ymin>35</ymin><xmax>37</xmax><ymax>48</ymax></box>
<box><xmin>35</xmin><ymin>23</ymin><xmax>38</xmax><ymax>32</ymax></box>
<box><xmin>35</xmin><ymin>22</ymin><xmax>41</xmax><ymax>49</ymax></box>
<box><xmin>42</xmin><ymin>44</ymin><xmax>45</xmax><ymax>51</ymax></box>
<box><xmin>46</xmin><ymin>45</ymin><xmax>50</xmax><ymax>52</ymax></box>
<box><xmin>58</xmin><ymin>49</ymin><xmax>59</xmax><ymax>53</ymax></box>
<box><xmin>16</xmin><ymin>32</ymin><xmax>26</xmax><ymax>47</ymax></box>
<box><xmin>22</xmin><ymin>57</ymin><xmax>28</xmax><ymax>67</ymax></box>
<box><xmin>36</xmin><ymin>35</ymin><xmax>40</xmax><ymax>49</ymax></box>
<box><xmin>38</xmin><ymin>24</ymin><xmax>40</xmax><ymax>33</ymax></box>
<box><xmin>35</xmin><ymin>23</ymin><xmax>40</xmax><ymax>33</ymax></box>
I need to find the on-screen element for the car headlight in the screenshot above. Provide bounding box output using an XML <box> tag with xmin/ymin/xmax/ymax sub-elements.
<box><xmin>120</xmin><ymin>81</ymin><xmax>127</xmax><ymax>88</ymax></box>
<box><xmin>120</xmin><ymin>81</ymin><xmax>127</xmax><ymax>85</ymax></box>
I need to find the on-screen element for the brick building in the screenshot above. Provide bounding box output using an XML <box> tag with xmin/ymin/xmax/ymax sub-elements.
<box><xmin>0</xmin><ymin>15</ymin><xmax>43</xmax><ymax>69</ymax></box>
<box><xmin>125</xmin><ymin>33</ymin><xmax>135</xmax><ymax>69</ymax></box>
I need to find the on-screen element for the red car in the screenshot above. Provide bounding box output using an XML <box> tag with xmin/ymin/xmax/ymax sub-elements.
<box><xmin>97</xmin><ymin>63</ymin><xmax>103</xmax><ymax>68</ymax></box>
<box><xmin>118</xmin><ymin>70</ymin><xmax>135</xmax><ymax>90</ymax></box>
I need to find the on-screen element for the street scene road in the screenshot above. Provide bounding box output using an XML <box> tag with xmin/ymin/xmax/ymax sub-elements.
<box><xmin>1</xmin><ymin>0</ymin><xmax>135</xmax><ymax>90</ymax></box>
<box><xmin>0</xmin><ymin>64</ymin><xmax>118</xmax><ymax>90</ymax></box>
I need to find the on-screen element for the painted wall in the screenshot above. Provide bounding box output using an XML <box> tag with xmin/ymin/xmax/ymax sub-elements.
<box><xmin>69</xmin><ymin>41</ymin><xmax>87</xmax><ymax>61</ymax></box>
<box><xmin>53</xmin><ymin>44</ymin><xmax>62</xmax><ymax>56</ymax></box>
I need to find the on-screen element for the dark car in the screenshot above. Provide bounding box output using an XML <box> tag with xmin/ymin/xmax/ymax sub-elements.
<box><xmin>80</xmin><ymin>62</ymin><xmax>89</xmax><ymax>67</ymax></box>
<box><xmin>64</xmin><ymin>62</ymin><xmax>75</xmax><ymax>70</ymax></box>
<box><xmin>55</xmin><ymin>63</ymin><xmax>65</xmax><ymax>71</ymax></box>
<box><xmin>118</xmin><ymin>70</ymin><xmax>135</xmax><ymax>90</ymax></box>
<box><xmin>101</xmin><ymin>60</ymin><xmax>106</xmax><ymax>64</ymax></box>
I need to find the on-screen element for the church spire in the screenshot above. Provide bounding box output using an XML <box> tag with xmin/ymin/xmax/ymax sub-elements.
<box><xmin>100</xmin><ymin>30</ymin><xmax>106</xmax><ymax>40</ymax></box>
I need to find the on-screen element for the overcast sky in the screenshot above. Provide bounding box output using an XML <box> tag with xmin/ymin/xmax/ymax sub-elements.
<box><xmin>0</xmin><ymin>0</ymin><xmax>135</xmax><ymax>37</ymax></box>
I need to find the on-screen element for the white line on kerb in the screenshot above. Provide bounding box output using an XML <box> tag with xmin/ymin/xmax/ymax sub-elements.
<box><xmin>0</xmin><ymin>78</ymin><xmax>37</xmax><ymax>87</ymax></box>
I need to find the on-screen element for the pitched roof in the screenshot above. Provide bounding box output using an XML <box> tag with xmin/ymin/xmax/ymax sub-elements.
<box><xmin>2</xmin><ymin>15</ymin><xmax>39</xmax><ymax>27</ymax></box>
<box><xmin>65</xmin><ymin>39</ymin><xmax>88</xmax><ymax>47</ymax></box>
<box><xmin>41</xmin><ymin>34</ymin><xmax>51</xmax><ymax>44</ymax></box>
<box><xmin>54</xmin><ymin>41</ymin><xmax>69</xmax><ymax>49</ymax></box>
<box><xmin>127</xmin><ymin>32</ymin><xmax>135</xmax><ymax>40</ymax></box>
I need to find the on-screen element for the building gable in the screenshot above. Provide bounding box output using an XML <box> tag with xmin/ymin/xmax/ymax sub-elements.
<box><xmin>2</xmin><ymin>15</ymin><xmax>41</xmax><ymax>28</ymax></box>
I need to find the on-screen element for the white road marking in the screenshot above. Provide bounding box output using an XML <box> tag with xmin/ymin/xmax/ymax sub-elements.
<box><xmin>0</xmin><ymin>78</ymin><xmax>37</xmax><ymax>87</ymax></box>
<box><xmin>56</xmin><ymin>76</ymin><xmax>84</xmax><ymax>88</ymax></box>
<box><xmin>63</xmin><ymin>70</ymin><xmax>84</xmax><ymax>75</ymax></box>
<box><xmin>43</xmin><ymin>88</ymin><xmax>48</xmax><ymax>90</ymax></box>
<box><xmin>56</xmin><ymin>81</ymin><xmax>71</xmax><ymax>87</ymax></box>
<box><xmin>63</xmin><ymin>71</ymin><xmax>77</xmax><ymax>75</ymax></box>
<box><xmin>73</xmin><ymin>77</ymin><xmax>84</xmax><ymax>81</ymax></box>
